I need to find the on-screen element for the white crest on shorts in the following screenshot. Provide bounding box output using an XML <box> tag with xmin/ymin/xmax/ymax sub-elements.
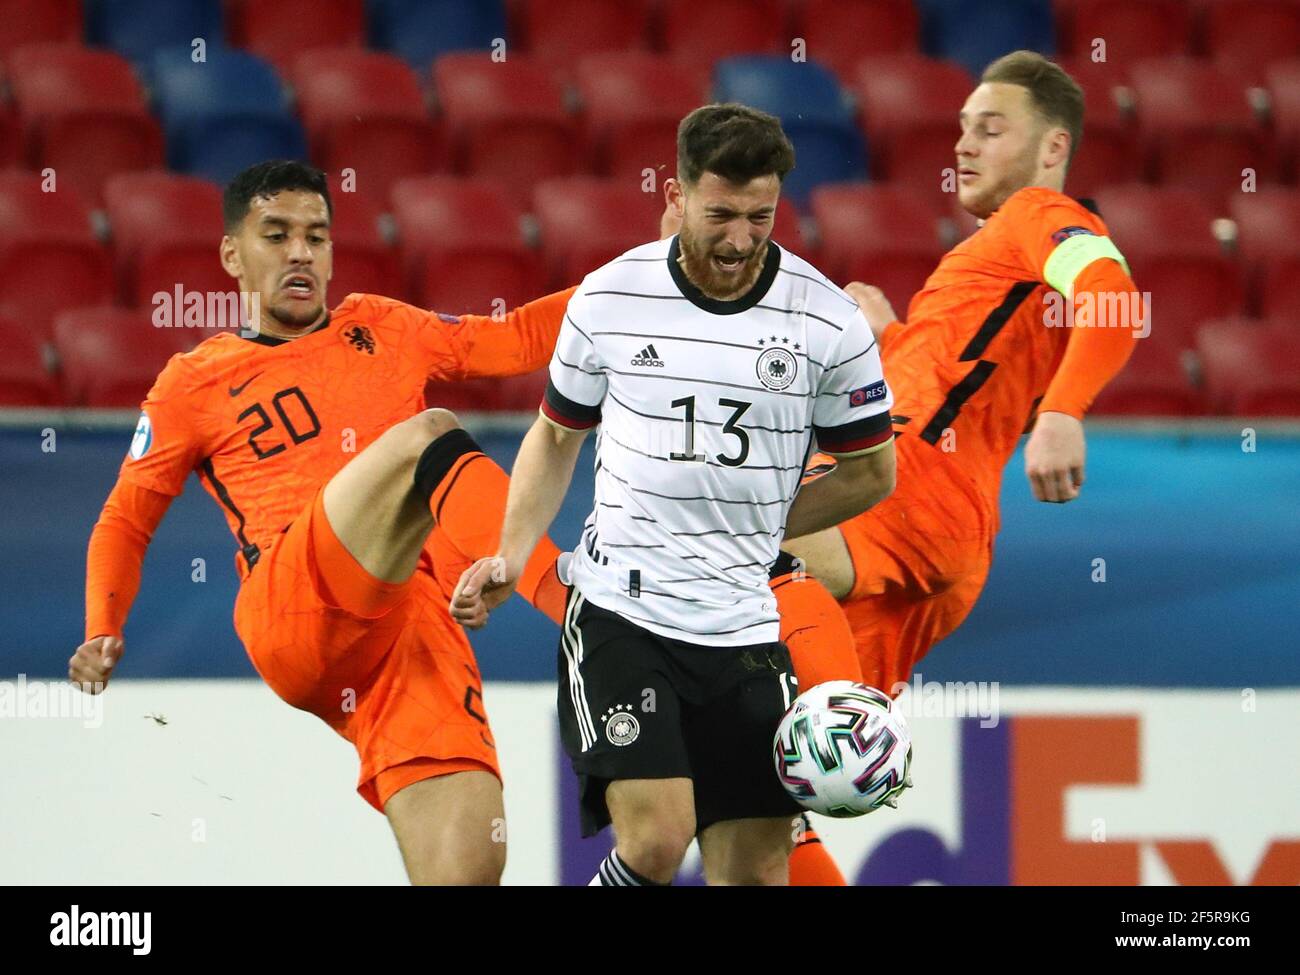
<box><xmin>602</xmin><ymin>704</ymin><xmax>640</xmax><ymax>746</ymax></box>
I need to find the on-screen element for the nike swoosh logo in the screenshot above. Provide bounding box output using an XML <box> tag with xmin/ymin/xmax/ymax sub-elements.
<box><xmin>228</xmin><ymin>373</ymin><xmax>263</xmax><ymax>397</ymax></box>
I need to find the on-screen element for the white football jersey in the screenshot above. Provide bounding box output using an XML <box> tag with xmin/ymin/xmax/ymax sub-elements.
<box><xmin>542</xmin><ymin>235</ymin><xmax>893</xmax><ymax>646</ymax></box>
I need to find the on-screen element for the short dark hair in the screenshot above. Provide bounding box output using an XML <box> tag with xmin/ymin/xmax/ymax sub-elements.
<box><xmin>223</xmin><ymin>160</ymin><xmax>332</xmax><ymax>231</ymax></box>
<box><xmin>981</xmin><ymin>51</ymin><xmax>1085</xmax><ymax>166</ymax></box>
<box><xmin>677</xmin><ymin>103</ymin><xmax>796</xmax><ymax>188</ymax></box>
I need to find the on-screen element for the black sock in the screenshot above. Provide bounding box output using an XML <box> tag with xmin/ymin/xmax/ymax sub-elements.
<box><xmin>412</xmin><ymin>427</ymin><xmax>482</xmax><ymax>507</ymax></box>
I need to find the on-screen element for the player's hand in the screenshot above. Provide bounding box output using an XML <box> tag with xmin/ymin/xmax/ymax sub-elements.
<box><xmin>844</xmin><ymin>282</ymin><xmax>897</xmax><ymax>343</ymax></box>
<box><xmin>1024</xmin><ymin>411</ymin><xmax>1085</xmax><ymax>503</ymax></box>
<box><xmin>68</xmin><ymin>635</ymin><xmax>123</xmax><ymax>694</ymax></box>
<box><xmin>450</xmin><ymin>556</ymin><xmax>519</xmax><ymax>630</ymax></box>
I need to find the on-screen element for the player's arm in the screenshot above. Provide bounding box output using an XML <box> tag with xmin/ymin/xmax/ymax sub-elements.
<box><xmin>449</xmin><ymin>414</ymin><xmax>588</xmax><ymax>628</ymax></box>
<box><xmin>1022</xmin><ymin>210</ymin><xmax>1144</xmax><ymax>503</ymax></box>
<box><xmin>72</xmin><ymin>481</ymin><xmax>175</xmax><ymax>693</ymax></box>
<box><xmin>786</xmin><ymin>308</ymin><xmax>897</xmax><ymax>540</ymax></box>
<box><xmin>844</xmin><ymin>282</ymin><xmax>904</xmax><ymax>347</ymax></box>
<box><xmin>449</xmin><ymin>288</ymin><xmax>605</xmax><ymax>628</ymax></box>
<box><xmin>423</xmin><ymin>287</ymin><xmax>579</xmax><ymax>381</ymax></box>
<box><xmin>72</xmin><ymin>357</ymin><xmax>203</xmax><ymax>691</ymax></box>
<box><xmin>784</xmin><ymin>440</ymin><xmax>895</xmax><ymax>540</ymax></box>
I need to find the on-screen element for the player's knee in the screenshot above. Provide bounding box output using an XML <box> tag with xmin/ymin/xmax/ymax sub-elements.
<box><xmin>414</xmin><ymin>407</ymin><xmax>462</xmax><ymax>442</ymax></box>
<box><xmin>618</xmin><ymin>820</ymin><xmax>694</xmax><ymax>882</ymax></box>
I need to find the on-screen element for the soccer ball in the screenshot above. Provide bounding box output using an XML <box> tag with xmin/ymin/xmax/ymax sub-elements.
<box><xmin>773</xmin><ymin>680</ymin><xmax>913</xmax><ymax>817</ymax></box>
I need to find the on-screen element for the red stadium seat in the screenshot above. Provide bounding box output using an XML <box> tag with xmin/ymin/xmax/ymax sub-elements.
<box><xmin>854</xmin><ymin>56</ymin><xmax>970</xmax><ymax>193</ymax></box>
<box><xmin>1231</xmin><ymin>189</ymin><xmax>1300</xmax><ymax>259</ymax></box>
<box><xmin>1092</xmin><ymin>187</ymin><xmax>1245</xmax><ymax>345</ymax></box>
<box><xmin>856</xmin><ymin>55</ymin><xmax>972</xmax><ymax>135</ymax></box>
<box><xmin>0</xmin><ymin>315</ymin><xmax>60</xmax><ymax>405</ymax></box>
<box><xmin>1129</xmin><ymin>59</ymin><xmax>1266</xmax><ymax>204</ymax></box>
<box><xmin>809</xmin><ymin>183</ymin><xmax>946</xmax><ymax>282</ymax></box>
<box><xmin>227</xmin><ymin>0</ymin><xmax>366</xmax><ymax>72</ymax></box>
<box><xmin>0</xmin><ymin>107</ymin><xmax>23</xmax><ymax>168</ymax></box>
<box><xmin>0</xmin><ymin>173</ymin><xmax>113</xmax><ymax>331</ymax></box>
<box><xmin>0</xmin><ymin>0</ymin><xmax>82</xmax><ymax>57</ymax></box>
<box><xmin>1255</xmin><ymin>255</ymin><xmax>1300</xmax><ymax>319</ymax></box>
<box><xmin>515</xmin><ymin>0</ymin><xmax>651</xmax><ymax>66</ymax></box>
<box><xmin>5</xmin><ymin>45</ymin><xmax>164</xmax><ymax>201</ymax></box>
<box><xmin>797</xmin><ymin>0</ymin><xmax>920</xmax><ymax>83</ymax></box>
<box><xmin>1197</xmin><ymin>319</ymin><xmax>1300</xmax><ymax>415</ymax></box>
<box><xmin>6</xmin><ymin>45</ymin><xmax>148</xmax><ymax>121</ymax></box>
<box><xmin>1057</xmin><ymin>0</ymin><xmax>1194</xmax><ymax>61</ymax></box>
<box><xmin>1201</xmin><ymin>0</ymin><xmax>1300</xmax><ymax>82</ymax></box>
<box><xmin>53</xmin><ymin>306</ymin><xmax>191</xmax><ymax>407</ymax></box>
<box><xmin>533</xmin><ymin>177</ymin><xmax>663</xmax><ymax>286</ymax></box>
<box><xmin>1267</xmin><ymin>60</ymin><xmax>1300</xmax><ymax>180</ymax></box>
<box><xmin>1051</xmin><ymin>56</ymin><xmax>1132</xmax><ymax>130</ymax></box>
<box><xmin>102</xmin><ymin>172</ymin><xmax>226</xmax><ymax>306</ymax></box>
<box><xmin>326</xmin><ymin>188</ymin><xmax>403</xmax><ymax>302</ymax></box>
<box><xmin>1088</xmin><ymin>335</ymin><xmax>1199</xmax><ymax>416</ymax></box>
<box><xmin>290</xmin><ymin>49</ymin><xmax>445</xmax><ymax>202</ymax></box>
<box><xmin>772</xmin><ymin>198</ymin><xmax>811</xmax><ymax>258</ymax></box>
<box><xmin>390</xmin><ymin>176</ymin><xmax>546</xmax><ymax>312</ymax></box>
<box><xmin>573</xmin><ymin>53</ymin><xmax>710</xmax><ymax>178</ymax></box>
<box><xmin>1065</xmin><ymin>123</ymin><xmax>1144</xmax><ymax>198</ymax></box>
<box><xmin>1093</xmin><ymin>185</ymin><xmax>1228</xmax><ymax>256</ymax></box>
<box><xmin>433</xmin><ymin>54</ymin><xmax>578</xmax><ymax>205</ymax></box>
<box><xmin>659</xmin><ymin>0</ymin><xmax>789</xmax><ymax>64</ymax></box>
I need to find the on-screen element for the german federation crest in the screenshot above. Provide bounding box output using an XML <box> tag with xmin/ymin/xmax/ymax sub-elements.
<box><xmin>602</xmin><ymin>705</ymin><xmax>640</xmax><ymax>746</ymax></box>
<box><xmin>756</xmin><ymin>347</ymin><xmax>798</xmax><ymax>391</ymax></box>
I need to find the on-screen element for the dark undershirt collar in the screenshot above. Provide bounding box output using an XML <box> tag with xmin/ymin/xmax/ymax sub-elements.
<box><xmin>666</xmin><ymin>235</ymin><xmax>782</xmax><ymax>315</ymax></box>
<box><xmin>240</xmin><ymin>312</ymin><xmax>332</xmax><ymax>346</ymax></box>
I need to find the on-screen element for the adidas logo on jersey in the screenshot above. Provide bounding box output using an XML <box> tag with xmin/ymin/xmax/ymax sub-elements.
<box><xmin>630</xmin><ymin>344</ymin><xmax>665</xmax><ymax>367</ymax></box>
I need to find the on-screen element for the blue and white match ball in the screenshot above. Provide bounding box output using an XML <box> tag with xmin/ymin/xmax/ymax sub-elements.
<box><xmin>773</xmin><ymin>680</ymin><xmax>913</xmax><ymax>817</ymax></box>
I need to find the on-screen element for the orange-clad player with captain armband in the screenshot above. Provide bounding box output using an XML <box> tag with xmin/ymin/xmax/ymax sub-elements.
<box><xmin>723</xmin><ymin>52</ymin><xmax>1147</xmax><ymax>885</ymax></box>
<box><xmin>71</xmin><ymin>161</ymin><xmax>573</xmax><ymax>885</ymax></box>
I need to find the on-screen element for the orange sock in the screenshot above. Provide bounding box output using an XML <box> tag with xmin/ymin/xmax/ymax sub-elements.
<box><xmin>789</xmin><ymin>821</ymin><xmax>848</xmax><ymax>886</ymax></box>
<box><xmin>772</xmin><ymin>567</ymin><xmax>864</xmax><ymax>689</ymax></box>
<box><xmin>427</xmin><ymin>448</ymin><xmax>566</xmax><ymax>622</ymax></box>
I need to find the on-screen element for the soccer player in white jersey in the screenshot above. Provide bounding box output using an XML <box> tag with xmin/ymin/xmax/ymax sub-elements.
<box><xmin>451</xmin><ymin>105</ymin><xmax>897</xmax><ymax>886</ymax></box>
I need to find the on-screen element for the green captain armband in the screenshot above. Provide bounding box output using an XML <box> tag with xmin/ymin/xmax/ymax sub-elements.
<box><xmin>1042</xmin><ymin>234</ymin><xmax>1131</xmax><ymax>299</ymax></box>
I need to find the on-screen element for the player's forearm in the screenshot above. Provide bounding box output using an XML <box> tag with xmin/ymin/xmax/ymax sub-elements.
<box><xmin>784</xmin><ymin>442</ymin><xmax>896</xmax><ymax>540</ymax></box>
<box><xmin>496</xmin><ymin>415</ymin><xmax>585</xmax><ymax>573</ymax></box>
<box><xmin>84</xmin><ymin>481</ymin><xmax>170</xmax><ymax>640</ymax></box>
<box><xmin>1039</xmin><ymin>260</ymin><xmax>1144</xmax><ymax>419</ymax></box>
<box><xmin>458</xmin><ymin>287</ymin><xmax>579</xmax><ymax>379</ymax></box>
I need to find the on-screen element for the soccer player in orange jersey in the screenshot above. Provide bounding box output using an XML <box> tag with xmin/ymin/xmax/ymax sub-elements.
<box><xmin>784</xmin><ymin>50</ymin><xmax>1144</xmax><ymax>695</ymax></box>
<box><xmin>68</xmin><ymin>161</ymin><xmax>572</xmax><ymax>884</ymax></box>
<box><xmin>771</xmin><ymin>52</ymin><xmax>1147</xmax><ymax>884</ymax></box>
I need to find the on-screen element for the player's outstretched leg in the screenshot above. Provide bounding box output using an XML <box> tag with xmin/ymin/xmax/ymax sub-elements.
<box><xmin>384</xmin><ymin>767</ymin><xmax>506</xmax><ymax>885</ymax></box>
<box><xmin>698</xmin><ymin>816</ymin><xmax>799</xmax><ymax>885</ymax></box>
<box><xmin>321</xmin><ymin>407</ymin><xmax>462</xmax><ymax>583</ymax></box>
<box><xmin>596</xmin><ymin>779</ymin><xmax>696</xmax><ymax>885</ymax></box>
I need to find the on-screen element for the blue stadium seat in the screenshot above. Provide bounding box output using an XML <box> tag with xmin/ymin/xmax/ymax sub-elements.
<box><xmin>149</xmin><ymin>47</ymin><xmax>304</xmax><ymax>183</ymax></box>
<box><xmin>175</xmin><ymin>115</ymin><xmax>309</xmax><ymax>185</ymax></box>
<box><xmin>712</xmin><ymin>57</ymin><xmax>867</xmax><ymax>205</ymax></box>
<box><xmin>87</xmin><ymin>0</ymin><xmax>224</xmax><ymax>65</ymax></box>
<box><xmin>713</xmin><ymin>56</ymin><xmax>853</xmax><ymax>127</ymax></box>
<box><xmin>369</xmin><ymin>0</ymin><xmax>507</xmax><ymax>69</ymax></box>
<box><xmin>916</xmin><ymin>0</ymin><xmax>1055</xmax><ymax>77</ymax></box>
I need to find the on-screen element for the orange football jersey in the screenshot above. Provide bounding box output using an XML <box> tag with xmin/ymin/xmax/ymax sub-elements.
<box><xmin>882</xmin><ymin>186</ymin><xmax>1123</xmax><ymax>505</ymax></box>
<box><xmin>118</xmin><ymin>289</ymin><xmax>573</xmax><ymax>580</ymax></box>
